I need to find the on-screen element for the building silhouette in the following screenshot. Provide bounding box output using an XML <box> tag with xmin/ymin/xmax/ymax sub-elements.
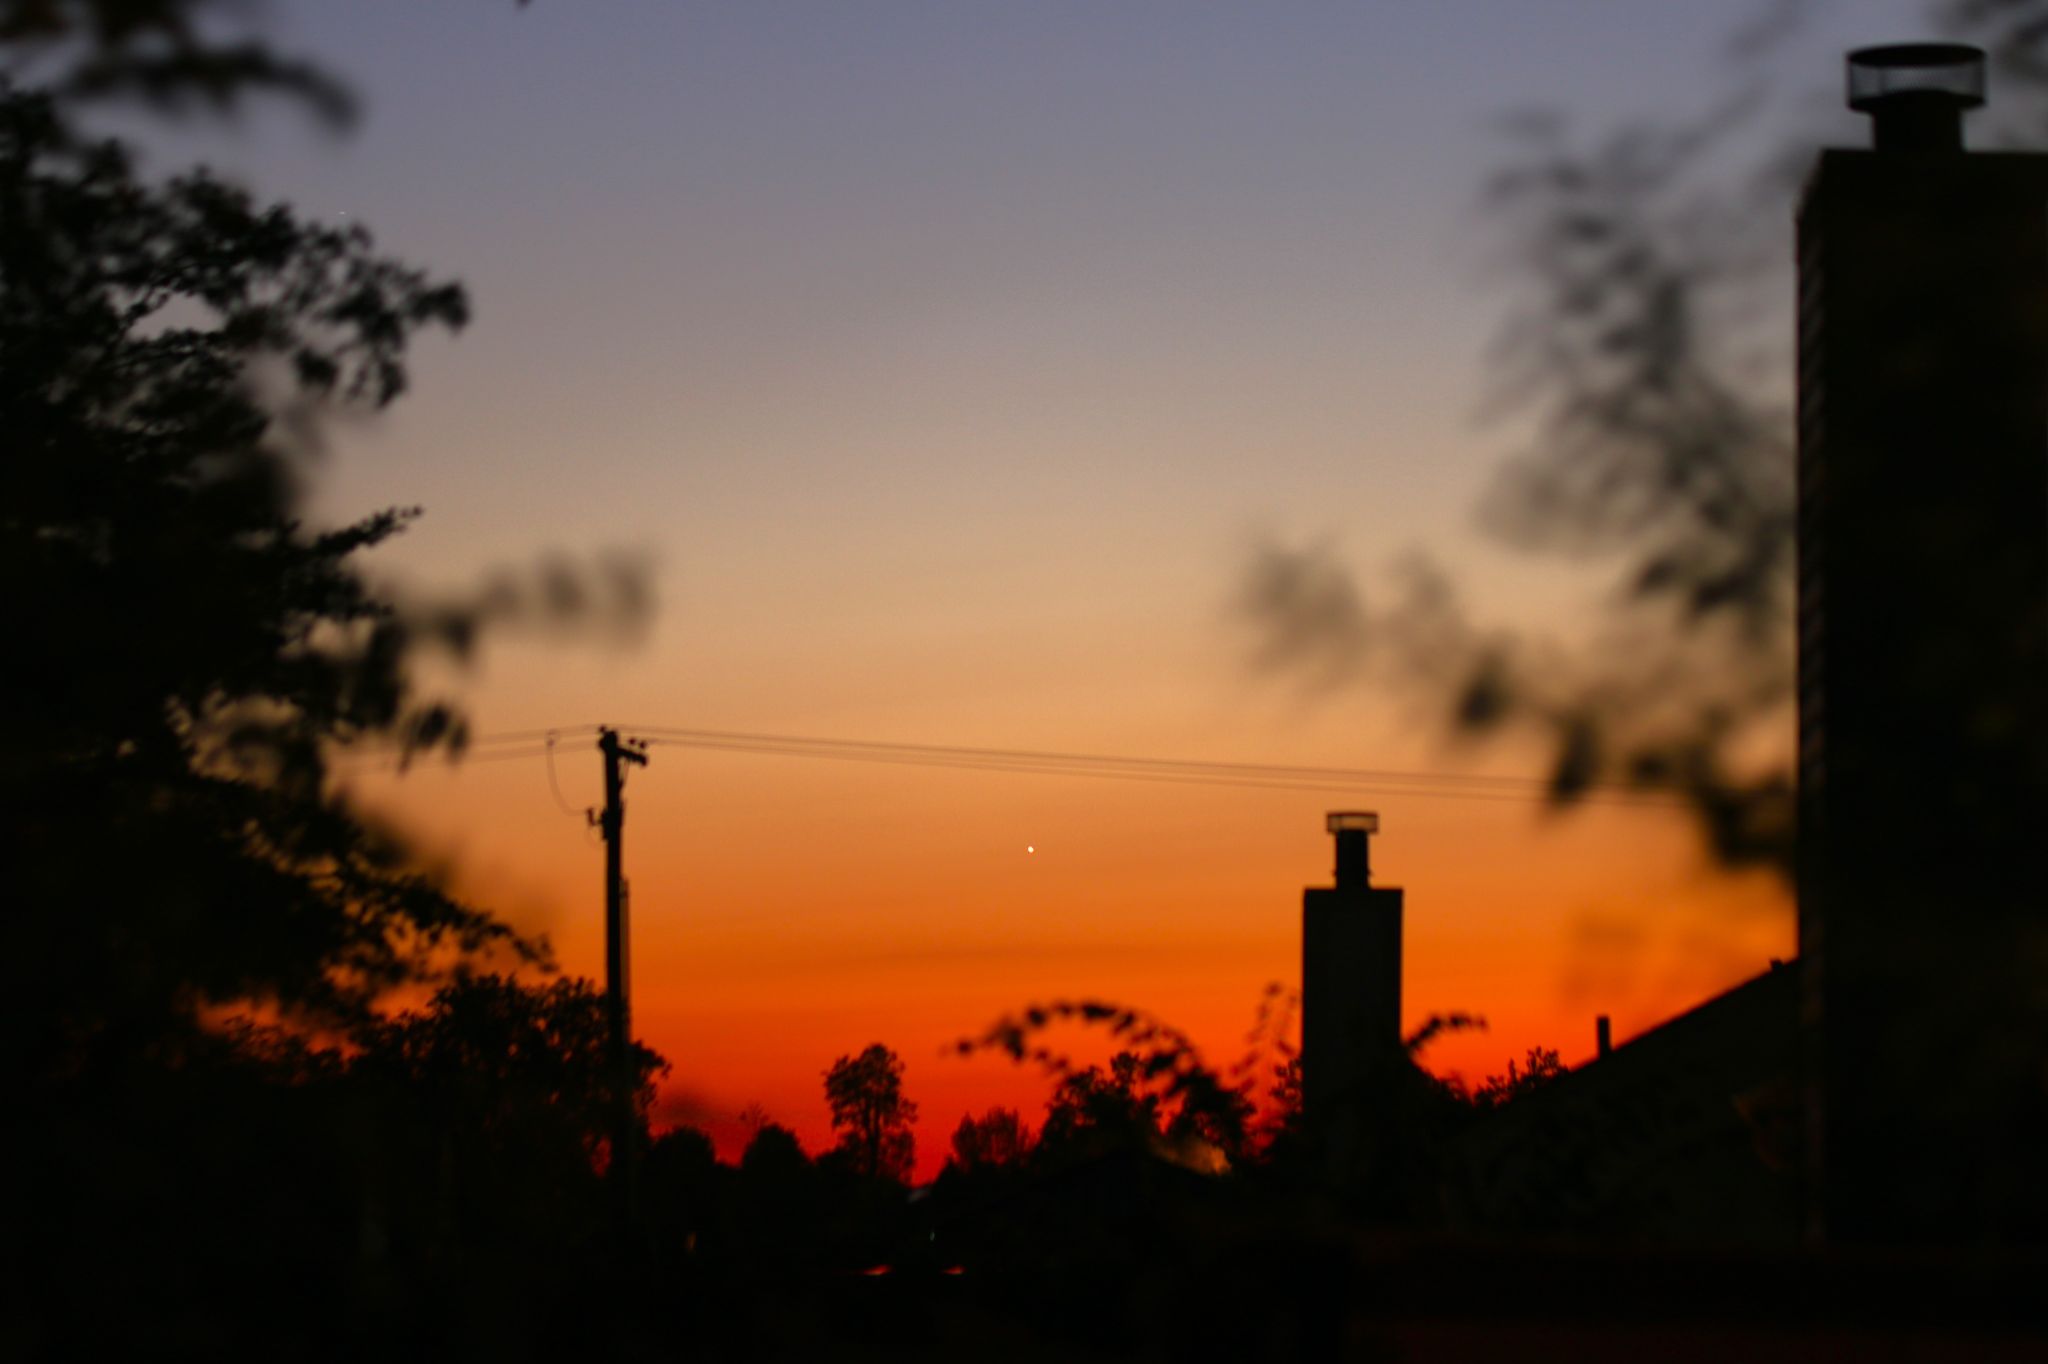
<box><xmin>1292</xmin><ymin>49</ymin><xmax>2047</xmax><ymax>1248</ymax></box>
<box><xmin>1300</xmin><ymin>812</ymin><xmax>1405</xmax><ymax>1184</ymax></box>
<box><xmin>1454</xmin><ymin>962</ymin><xmax>1800</xmax><ymax>1242</ymax></box>
<box><xmin>1289</xmin><ymin>804</ymin><xmax>1805</xmax><ymax>1239</ymax></box>
<box><xmin>1795</xmin><ymin>44</ymin><xmax>2048</xmax><ymax>1243</ymax></box>
<box><xmin>1301</xmin><ymin>812</ymin><xmax>1402</xmax><ymax>1116</ymax></box>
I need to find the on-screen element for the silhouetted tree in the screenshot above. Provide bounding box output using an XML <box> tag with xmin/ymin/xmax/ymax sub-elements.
<box><xmin>729</xmin><ymin>1119</ymin><xmax>824</xmax><ymax>1268</ymax></box>
<box><xmin>652</xmin><ymin>1123</ymin><xmax>717</xmax><ymax>1169</ymax></box>
<box><xmin>1038</xmin><ymin>1053</ymin><xmax>1165</xmax><ymax>1159</ymax></box>
<box><xmin>823</xmin><ymin>1043</ymin><xmax>917</xmax><ymax>1183</ymax></box>
<box><xmin>337</xmin><ymin>974</ymin><xmax>668</xmax><ymax>1274</ymax></box>
<box><xmin>645</xmin><ymin>1123</ymin><xmax>718</xmax><ymax>1253</ymax></box>
<box><xmin>2</xmin><ymin>5</ymin><xmax>648</xmax><ymax>1084</ymax></box>
<box><xmin>359</xmin><ymin>974</ymin><xmax>666</xmax><ymax>1163</ymax></box>
<box><xmin>3</xmin><ymin>14</ymin><xmax>656</xmax><ymax>1350</ymax></box>
<box><xmin>960</xmin><ymin>1000</ymin><xmax>1239</xmax><ymax>1152</ymax></box>
<box><xmin>962</xmin><ymin>995</ymin><xmax>1485</xmax><ymax>1176</ymax></box>
<box><xmin>951</xmin><ymin>1106</ymin><xmax>1034</xmax><ymax>1171</ymax></box>
<box><xmin>1256</xmin><ymin>1055</ymin><xmax>1305</xmax><ymax>1152</ymax></box>
<box><xmin>1164</xmin><ymin>1077</ymin><xmax>1257</xmax><ymax>1167</ymax></box>
<box><xmin>0</xmin><ymin>77</ymin><xmax>545</xmax><ymax>1090</ymax></box>
<box><xmin>0</xmin><ymin>78</ymin><xmax>548</xmax><ymax>1084</ymax></box>
<box><xmin>740</xmin><ymin>1121</ymin><xmax>810</xmax><ymax>1179</ymax></box>
<box><xmin>1472</xmin><ymin>1046</ymin><xmax>1569</xmax><ymax>1111</ymax></box>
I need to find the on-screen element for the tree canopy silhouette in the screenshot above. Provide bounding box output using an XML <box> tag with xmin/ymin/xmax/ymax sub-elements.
<box><xmin>823</xmin><ymin>1042</ymin><xmax>917</xmax><ymax>1183</ymax></box>
<box><xmin>950</xmin><ymin>1105</ymin><xmax>1034</xmax><ymax>1172</ymax></box>
<box><xmin>3</xmin><ymin>14</ymin><xmax>671</xmax><ymax>1347</ymax></box>
<box><xmin>1038</xmin><ymin>1052</ymin><xmax>1168</xmax><ymax>1158</ymax></box>
<box><xmin>359</xmin><ymin>974</ymin><xmax>666</xmax><ymax>1162</ymax></box>
<box><xmin>1471</xmin><ymin>1045</ymin><xmax>1568</xmax><ymax>1110</ymax></box>
<box><xmin>741</xmin><ymin>1119</ymin><xmax>812</xmax><ymax>1178</ymax></box>
<box><xmin>0</xmin><ymin>77</ymin><xmax>548</xmax><ymax>1082</ymax></box>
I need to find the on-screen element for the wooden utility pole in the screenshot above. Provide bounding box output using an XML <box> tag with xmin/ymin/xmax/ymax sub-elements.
<box><xmin>596</xmin><ymin>726</ymin><xmax>647</xmax><ymax>1228</ymax></box>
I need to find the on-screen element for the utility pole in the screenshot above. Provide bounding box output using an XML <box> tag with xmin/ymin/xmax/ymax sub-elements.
<box><xmin>596</xmin><ymin>726</ymin><xmax>648</xmax><ymax>1233</ymax></box>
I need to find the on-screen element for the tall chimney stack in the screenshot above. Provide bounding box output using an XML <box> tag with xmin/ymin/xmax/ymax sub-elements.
<box><xmin>1798</xmin><ymin>42</ymin><xmax>2048</xmax><ymax>1243</ymax></box>
<box><xmin>1301</xmin><ymin>812</ymin><xmax>1404</xmax><ymax>1184</ymax></box>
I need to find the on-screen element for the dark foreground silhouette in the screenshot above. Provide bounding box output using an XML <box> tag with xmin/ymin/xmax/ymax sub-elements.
<box><xmin>7</xmin><ymin>7</ymin><xmax>2046</xmax><ymax>1358</ymax></box>
<box><xmin>20</xmin><ymin>1001</ymin><xmax>2046</xmax><ymax>1360</ymax></box>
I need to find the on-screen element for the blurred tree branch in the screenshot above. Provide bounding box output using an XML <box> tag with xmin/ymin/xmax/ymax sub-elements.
<box><xmin>1239</xmin><ymin>3</ymin><xmax>2045</xmax><ymax>879</ymax></box>
<box><xmin>0</xmin><ymin>0</ymin><xmax>355</xmax><ymax>123</ymax></box>
<box><xmin>0</xmin><ymin>0</ymin><xmax>618</xmax><ymax>1078</ymax></box>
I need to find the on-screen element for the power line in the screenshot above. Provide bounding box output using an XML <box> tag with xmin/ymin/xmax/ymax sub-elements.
<box><xmin>327</xmin><ymin>723</ymin><xmax>599</xmax><ymax>771</ymax></box>
<box><xmin>335</xmin><ymin>719</ymin><xmax>1693</xmax><ymax>809</ymax></box>
<box><xmin>544</xmin><ymin>729</ymin><xmax>590</xmax><ymax>819</ymax></box>
<box><xmin>329</xmin><ymin>742</ymin><xmax>563</xmax><ymax>773</ymax></box>
<box><xmin>467</xmin><ymin>723</ymin><xmax>601</xmax><ymax>747</ymax></box>
<box><xmin>623</xmin><ymin>724</ymin><xmax>1641</xmax><ymax>797</ymax></box>
<box><xmin>630</xmin><ymin>725</ymin><xmax>1537</xmax><ymax>790</ymax></box>
<box><xmin>431</xmin><ymin>744</ymin><xmax>564</xmax><ymax>764</ymax></box>
<box><xmin>644</xmin><ymin>738</ymin><xmax>1577</xmax><ymax>804</ymax></box>
<box><xmin>622</xmin><ymin>724</ymin><xmax>1689</xmax><ymax>809</ymax></box>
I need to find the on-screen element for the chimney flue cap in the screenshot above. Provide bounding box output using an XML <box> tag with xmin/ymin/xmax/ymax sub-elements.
<box><xmin>1326</xmin><ymin>811</ymin><xmax>1380</xmax><ymax>835</ymax></box>
<box><xmin>1847</xmin><ymin>43</ymin><xmax>1985</xmax><ymax>113</ymax></box>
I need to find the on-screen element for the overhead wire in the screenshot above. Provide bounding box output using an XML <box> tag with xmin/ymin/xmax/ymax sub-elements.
<box><xmin>643</xmin><ymin>738</ymin><xmax>1573</xmax><ymax>804</ymax></box>
<box><xmin>464</xmin><ymin>723</ymin><xmax>601</xmax><ymax>747</ymax></box>
<box><xmin>621</xmin><ymin>723</ymin><xmax>1628</xmax><ymax>797</ymax></box>
<box><xmin>544</xmin><ymin>729</ymin><xmax>590</xmax><ymax>819</ymax></box>
<box><xmin>621</xmin><ymin>724</ymin><xmax>1689</xmax><ymax>809</ymax></box>
<box><xmin>628</xmin><ymin>725</ymin><xmax>1528</xmax><ymax>787</ymax></box>
<box><xmin>331</xmin><ymin>720</ymin><xmax>1693</xmax><ymax>809</ymax></box>
<box><xmin>424</xmin><ymin>743</ymin><xmax>564</xmax><ymax>764</ymax></box>
<box><xmin>327</xmin><ymin>722</ymin><xmax>598</xmax><ymax>769</ymax></box>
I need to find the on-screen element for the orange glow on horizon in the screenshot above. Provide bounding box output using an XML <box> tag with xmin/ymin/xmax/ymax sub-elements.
<box><xmin>345</xmin><ymin>721</ymin><xmax>1794</xmax><ymax>1182</ymax></box>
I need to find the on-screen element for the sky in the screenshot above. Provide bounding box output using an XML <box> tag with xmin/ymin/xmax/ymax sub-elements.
<box><xmin>120</xmin><ymin>0</ymin><xmax>1942</xmax><ymax>1173</ymax></box>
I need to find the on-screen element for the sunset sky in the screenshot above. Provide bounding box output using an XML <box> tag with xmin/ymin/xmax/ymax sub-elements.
<box><xmin>122</xmin><ymin>0</ymin><xmax>1938</xmax><ymax>1173</ymax></box>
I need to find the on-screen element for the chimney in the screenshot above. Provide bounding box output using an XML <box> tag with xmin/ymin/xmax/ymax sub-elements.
<box><xmin>1800</xmin><ymin>41</ymin><xmax>2048</xmax><ymax>1239</ymax></box>
<box><xmin>1847</xmin><ymin>43</ymin><xmax>1985</xmax><ymax>155</ymax></box>
<box><xmin>1596</xmin><ymin>1014</ymin><xmax>1612</xmax><ymax>1060</ymax></box>
<box><xmin>1328</xmin><ymin>810</ymin><xmax>1378</xmax><ymax>889</ymax></box>
<box><xmin>1300</xmin><ymin>810</ymin><xmax>1404</xmax><ymax>1185</ymax></box>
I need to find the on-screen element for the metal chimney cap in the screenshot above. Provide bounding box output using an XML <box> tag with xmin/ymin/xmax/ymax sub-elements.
<box><xmin>1326</xmin><ymin>811</ymin><xmax>1380</xmax><ymax>834</ymax></box>
<box><xmin>1847</xmin><ymin>43</ymin><xmax>1986</xmax><ymax>112</ymax></box>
